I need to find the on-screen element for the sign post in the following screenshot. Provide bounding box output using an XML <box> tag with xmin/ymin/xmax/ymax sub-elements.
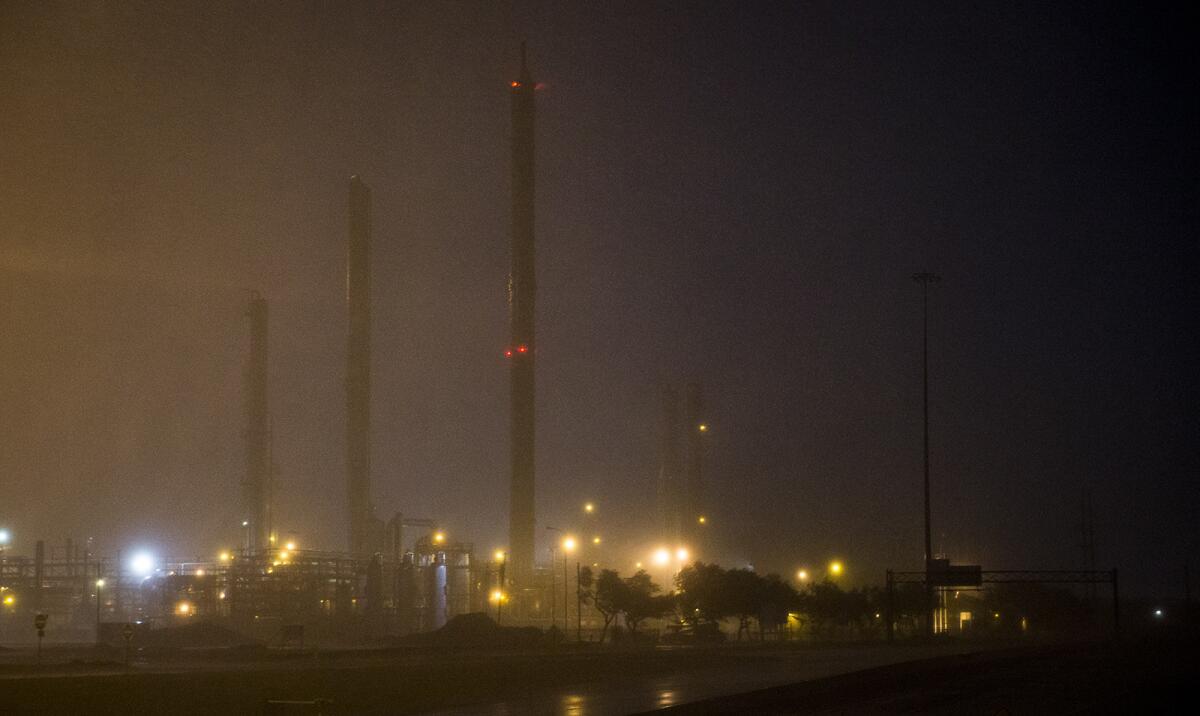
<box><xmin>34</xmin><ymin>613</ymin><xmax>48</xmax><ymax>664</ymax></box>
<box><xmin>122</xmin><ymin>623</ymin><xmax>134</xmax><ymax>666</ymax></box>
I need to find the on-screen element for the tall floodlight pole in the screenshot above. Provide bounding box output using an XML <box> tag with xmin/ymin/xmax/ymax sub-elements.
<box><xmin>913</xmin><ymin>272</ymin><xmax>940</xmax><ymax>637</ymax></box>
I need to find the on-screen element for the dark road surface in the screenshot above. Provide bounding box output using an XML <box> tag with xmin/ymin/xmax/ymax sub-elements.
<box><xmin>424</xmin><ymin>643</ymin><xmax>985</xmax><ymax>715</ymax></box>
<box><xmin>651</xmin><ymin>640</ymin><xmax>1198</xmax><ymax>715</ymax></box>
<box><xmin>1</xmin><ymin>639</ymin><xmax>1191</xmax><ymax>714</ymax></box>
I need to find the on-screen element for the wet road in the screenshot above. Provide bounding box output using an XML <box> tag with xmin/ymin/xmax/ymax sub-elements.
<box><xmin>426</xmin><ymin>644</ymin><xmax>988</xmax><ymax>716</ymax></box>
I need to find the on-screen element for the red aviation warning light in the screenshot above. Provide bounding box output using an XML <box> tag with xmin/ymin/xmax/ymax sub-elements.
<box><xmin>504</xmin><ymin>348</ymin><xmax>513</xmax><ymax>358</ymax></box>
<box><xmin>516</xmin><ymin>344</ymin><xmax>528</xmax><ymax>354</ymax></box>
<box><xmin>510</xmin><ymin>81</ymin><xmax>522</xmax><ymax>89</ymax></box>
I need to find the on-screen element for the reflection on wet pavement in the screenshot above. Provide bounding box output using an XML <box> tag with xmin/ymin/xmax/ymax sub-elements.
<box><xmin>427</xmin><ymin>644</ymin><xmax>984</xmax><ymax>716</ymax></box>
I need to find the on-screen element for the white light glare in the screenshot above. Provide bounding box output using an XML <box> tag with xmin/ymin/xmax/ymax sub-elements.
<box><xmin>130</xmin><ymin>552</ymin><xmax>156</xmax><ymax>576</ymax></box>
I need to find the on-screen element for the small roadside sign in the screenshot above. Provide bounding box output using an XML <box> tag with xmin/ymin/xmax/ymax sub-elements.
<box><xmin>122</xmin><ymin>623</ymin><xmax>135</xmax><ymax>666</ymax></box>
<box><xmin>34</xmin><ymin>613</ymin><xmax>49</xmax><ymax>664</ymax></box>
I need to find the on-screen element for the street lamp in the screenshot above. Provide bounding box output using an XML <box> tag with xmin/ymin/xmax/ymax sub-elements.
<box><xmin>796</xmin><ymin>569</ymin><xmax>809</xmax><ymax>582</ymax></box>
<box><xmin>584</xmin><ymin>502</ymin><xmax>595</xmax><ymax>514</ymax></box>
<box><xmin>828</xmin><ymin>560</ymin><xmax>844</xmax><ymax>577</ymax></box>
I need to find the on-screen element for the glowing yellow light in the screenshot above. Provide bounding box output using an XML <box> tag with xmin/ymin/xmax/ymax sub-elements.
<box><xmin>433</xmin><ymin>532</ymin><xmax>446</xmax><ymax>544</ymax></box>
<box><xmin>635</xmin><ymin>561</ymin><xmax>643</xmax><ymax>569</ymax></box>
<box><xmin>562</xmin><ymin>536</ymin><xmax>577</xmax><ymax>553</ymax></box>
<box><xmin>285</xmin><ymin>541</ymin><xmax>296</xmax><ymax>551</ymax></box>
<box><xmin>96</xmin><ymin>579</ymin><xmax>106</xmax><ymax>588</ymax></box>
<box><xmin>218</xmin><ymin>551</ymin><xmax>231</xmax><ymax>562</ymax></box>
<box><xmin>592</xmin><ymin>536</ymin><xmax>601</xmax><ymax>545</ymax></box>
<box><xmin>176</xmin><ymin>602</ymin><xmax>192</xmax><ymax>615</ymax></box>
<box><xmin>490</xmin><ymin>589</ymin><xmax>506</xmax><ymax>603</ymax></box>
<box><xmin>3</xmin><ymin>595</ymin><xmax>14</xmax><ymax>605</ymax></box>
<box><xmin>698</xmin><ymin>424</ymin><xmax>709</xmax><ymax>432</ymax></box>
<box><xmin>796</xmin><ymin>569</ymin><xmax>808</xmax><ymax>581</ymax></box>
<box><xmin>218</xmin><ymin>591</ymin><xmax>226</xmax><ymax>600</ymax></box>
<box><xmin>676</xmin><ymin>547</ymin><xmax>689</xmax><ymax>562</ymax></box>
<box><xmin>278</xmin><ymin>550</ymin><xmax>289</xmax><ymax>561</ymax></box>
<box><xmin>493</xmin><ymin>550</ymin><xmax>506</xmax><ymax>562</ymax></box>
<box><xmin>698</xmin><ymin>516</ymin><xmax>707</xmax><ymax>524</ymax></box>
<box><xmin>829</xmin><ymin>560</ymin><xmax>843</xmax><ymax>575</ymax></box>
<box><xmin>195</xmin><ymin>568</ymin><xmax>205</xmax><ymax>577</ymax></box>
<box><xmin>654</xmin><ymin>548</ymin><xmax>670</xmax><ymax>566</ymax></box>
<box><xmin>269</xmin><ymin>534</ymin><xmax>276</xmax><ymax>544</ymax></box>
<box><xmin>584</xmin><ymin>502</ymin><xmax>595</xmax><ymax>513</ymax></box>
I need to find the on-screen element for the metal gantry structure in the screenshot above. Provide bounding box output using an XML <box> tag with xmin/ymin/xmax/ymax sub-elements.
<box><xmin>0</xmin><ymin>539</ymin><xmax>481</xmax><ymax>644</ymax></box>
<box><xmin>884</xmin><ymin>568</ymin><xmax>1120</xmax><ymax>641</ymax></box>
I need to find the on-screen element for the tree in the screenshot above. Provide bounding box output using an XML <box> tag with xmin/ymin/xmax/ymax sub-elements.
<box><xmin>723</xmin><ymin>568</ymin><xmax>767</xmax><ymax>640</ymax></box>
<box><xmin>618</xmin><ymin>570</ymin><xmax>673</xmax><ymax>637</ymax></box>
<box><xmin>675</xmin><ymin>562</ymin><xmax>730</xmax><ymax>629</ymax></box>
<box><xmin>592</xmin><ymin>569</ymin><xmax>623</xmax><ymax>642</ymax></box>
<box><xmin>757</xmin><ymin>574</ymin><xmax>799</xmax><ymax>638</ymax></box>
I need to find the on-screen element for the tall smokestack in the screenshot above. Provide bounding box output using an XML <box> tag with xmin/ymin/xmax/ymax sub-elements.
<box><xmin>658</xmin><ymin>385</ymin><xmax>683</xmax><ymax>542</ymax></box>
<box><xmin>244</xmin><ymin>290</ymin><xmax>271</xmax><ymax>551</ymax></box>
<box><xmin>347</xmin><ymin>175</ymin><xmax>378</xmax><ymax>555</ymax></box>
<box><xmin>684</xmin><ymin>382</ymin><xmax>706</xmax><ymax>543</ymax></box>
<box><xmin>508</xmin><ymin>44</ymin><xmax>537</xmax><ymax>586</ymax></box>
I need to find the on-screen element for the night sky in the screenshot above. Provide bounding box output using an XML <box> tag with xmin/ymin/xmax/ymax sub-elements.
<box><xmin>1</xmin><ymin>2</ymin><xmax>1195</xmax><ymax>598</ymax></box>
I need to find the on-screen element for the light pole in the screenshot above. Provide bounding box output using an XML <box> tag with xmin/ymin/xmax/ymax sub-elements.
<box><xmin>913</xmin><ymin>271</ymin><xmax>940</xmax><ymax>637</ymax></box>
<box><xmin>546</xmin><ymin>527</ymin><xmax>561</xmax><ymax>629</ymax></box>
<box><xmin>95</xmin><ymin>572</ymin><xmax>105</xmax><ymax>647</ymax></box>
<box><xmin>494</xmin><ymin>551</ymin><xmax>506</xmax><ymax>626</ymax></box>
<box><xmin>561</xmin><ymin>536</ymin><xmax>576</xmax><ymax>633</ymax></box>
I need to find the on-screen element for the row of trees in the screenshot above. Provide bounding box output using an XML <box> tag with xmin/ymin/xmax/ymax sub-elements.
<box><xmin>577</xmin><ymin>562</ymin><xmax>833</xmax><ymax>641</ymax></box>
<box><xmin>572</xmin><ymin>561</ymin><xmax>1102</xmax><ymax>641</ymax></box>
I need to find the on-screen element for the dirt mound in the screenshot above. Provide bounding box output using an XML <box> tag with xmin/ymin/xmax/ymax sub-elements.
<box><xmin>396</xmin><ymin>612</ymin><xmax>545</xmax><ymax>649</ymax></box>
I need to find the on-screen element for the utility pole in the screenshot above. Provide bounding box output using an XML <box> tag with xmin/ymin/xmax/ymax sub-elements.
<box><xmin>913</xmin><ymin>272</ymin><xmax>940</xmax><ymax>637</ymax></box>
<box><xmin>576</xmin><ymin>561</ymin><xmax>583</xmax><ymax>642</ymax></box>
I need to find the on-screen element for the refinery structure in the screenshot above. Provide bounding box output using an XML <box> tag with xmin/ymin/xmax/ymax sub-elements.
<box><xmin>0</xmin><ymin>48</ymin><xmax>608</xmax><ymax>644</ymax></box>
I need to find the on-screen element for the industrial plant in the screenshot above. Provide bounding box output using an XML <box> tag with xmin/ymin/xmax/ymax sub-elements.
<box><xmin>0</xmin><ymin>48</ymin><xmax>562</xmax><ymax>645</ymax></box>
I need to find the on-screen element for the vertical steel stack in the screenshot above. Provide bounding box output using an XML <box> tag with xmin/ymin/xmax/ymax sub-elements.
<box><xmin>683</xmin><ymin>382</ymin><xmax>706</xmax><ymax>542</ymax></box>
<box><xmin>508</xmin><ymin>45</ymin><xmax>537</xmax><ymax>587</ymax></box>
<box><xmin>243</xmin><ymin>291</ymin><xmax>271</xmax><ymax>551</ymax></box>
<box><xmin>347</xmin><ymin>176</ymin><xmax>377</xmax><ymax>555</ymax></box>
<box><xmin>657</xmin><ymin>385</ymin><xmax>683</xmax><ymax>542</ymax></box>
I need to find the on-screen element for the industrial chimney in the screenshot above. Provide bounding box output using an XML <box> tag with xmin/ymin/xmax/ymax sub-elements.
<box><xmin>243</xmin><ymin>290</ymin><xmax>271</xmax><ymax>551</ymax></box>
<box><xmin>683</xmin><ymin>382</ymin><xmax>706</xmax><ymax>543</ymax></box>
<box><xmin>657</xmin><ymin>384</ymin><xmax>683</xmax><ymax>543</ymax></box>
<box><xmin>347</xmin><ymin>176</ymin><xmax>379</xmax><ymax>555</ymax></box>
<box><xmin>507</xmin><ymin>44</ymin><xmax>537</xmax><ymax>587</ymax></box>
